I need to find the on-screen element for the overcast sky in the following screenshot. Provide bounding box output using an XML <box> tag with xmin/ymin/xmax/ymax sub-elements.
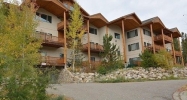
<box><xmin>77</xmin><ymin>0</ymin><xmax>187</xmax><ymax>33</ymax></box>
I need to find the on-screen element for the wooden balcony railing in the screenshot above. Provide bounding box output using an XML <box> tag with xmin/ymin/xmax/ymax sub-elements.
<box><xmin>57</xmin><ymin>21</ymin><xmax>69</xmax><ymax>30</ymax></box>
<box><xmin>36</xmin><ymin>32</ymin><xmax>64</xmax><ymax>48</ymax></box>
<box><xmin>154</xmin><ymin>44</ymin><xmax>165</xmax><ymax>51</ymax></box>
<box><xmin>82</xmin><ymin>43</ymin><xmax>104</xmax><ymax>53</ymax></box>
<box><xmin>82</xmin><ymin>61</ymin><xmax>101</xmax><ymax>72</ymax></box>
<box><xmin>154</xmin><ymin>34</ymin><xmax>172</xmax><ymax>43</ymax></box>
<box><xmin>175</xmin><ymin>51</ymin><xmax>182</xmax><ymax>56</ymax></box>
<box><xmin>164</xmin><ymin>35</ymin><xmax>172</xmax><ymax>43</ymax></box>
<box><xmin>41</xmin><ymin>56</ymin><xmax>65</xmax><ymax>66</ymax></box>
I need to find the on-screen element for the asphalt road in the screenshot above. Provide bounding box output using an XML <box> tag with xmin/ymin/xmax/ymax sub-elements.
<box><xmin>47</xmin><ymin>80</ymin><xmax>187</xmax><ymax>100</ymax></box>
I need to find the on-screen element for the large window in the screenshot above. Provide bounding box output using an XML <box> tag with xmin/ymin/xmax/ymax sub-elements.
<box><xmin>128</xmin><ymin>42</ymin><xmax>139</xmax><ymax>51</ymax></box>
<box><xmin>89</xmin><ymin>27</ymin><xmax>97</xmax><ymax>35</ymax></box>
<box><xmin>143</xmin><ymin>29</ymin><xmax>151</xmax><ymax>36</ymax></box>
<box><xmin>127</xmin><ymin>29</ymin><xmax>138</xmax><ymax>39</ymax></box>
<box><xmin>114</xmin><ymin>33</ymin><xmax>120</xmax><ymax>39</ymax></box>
<box><xmin>36</xmin><ymin>12</ymin><xmax>52</xmax><ymax>23</ymax></box>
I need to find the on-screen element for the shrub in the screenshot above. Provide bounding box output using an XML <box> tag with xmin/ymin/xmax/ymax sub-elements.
<box><xmin>139</xmin><ymin>49</ymin><xmax>156</xmax><ymax>68</ymax></box>
<box><xmin>153</xmin><ymin>50</ymin><xmax>174</xmax><ymax>69</ymax></box>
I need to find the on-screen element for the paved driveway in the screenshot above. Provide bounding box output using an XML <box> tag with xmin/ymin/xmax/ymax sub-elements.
<box><xmin>47</xmin><ymin>80</ymin><xmax>187</xmax><ymax>100</ymax></box>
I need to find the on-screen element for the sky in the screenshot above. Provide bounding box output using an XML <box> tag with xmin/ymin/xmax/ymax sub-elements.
<box><xmin>76</xmin><ymin>0</ymin><xmax>187</xmax><ymax>33</ymax></box>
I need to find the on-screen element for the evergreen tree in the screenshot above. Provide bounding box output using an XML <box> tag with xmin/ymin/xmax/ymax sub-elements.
<box><xmin>182</xmin><ymin>32</ymin><xmax>187</xmax><ymax>64</ymax></box>
<box><xmin>66</xmin><ymin>2</ymin><xmax>85</xmax><ymax>72</ymax></box>
<box><xmin>173</xmin><ymin>38</ymin><xmax>180</xmax><ymax>51</ymax></box>
<box><xmin>101</xmin><ymin>34</ymin><xmax>120</xmax><ymax>64</ymax></box>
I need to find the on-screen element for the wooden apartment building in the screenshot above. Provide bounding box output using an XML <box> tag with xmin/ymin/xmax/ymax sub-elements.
<box><xmin>27</xmin><ymin>0</ymin><xmax>184</xmax><ymax>67</ymax></box>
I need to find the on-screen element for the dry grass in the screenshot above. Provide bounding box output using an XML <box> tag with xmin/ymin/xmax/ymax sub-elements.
<box><xmin>48</xmin><ymin>94</ymin><xmax>74</xmax><ymax>100</ymax></box>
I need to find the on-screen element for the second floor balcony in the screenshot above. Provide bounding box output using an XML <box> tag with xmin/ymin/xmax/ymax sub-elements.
<box><xmin>36</xmin><ymin>32</ymin><xmax>64</xmax><ymax>48</ymax></box>
<box><xmin>175</xmin><ymin>50</ymin><xmax>182</xmax><ymax>57</ymax></box>
<box><xmin>41</xmin><ymin>56</ymin><xmax>65</xmax><ymax>67</ymax></box>
<box><xmin>154</xmin><ymin>44</ymin><xmax>165</xmax><ymax>51</ymax></box>
<box><xmin>154</xmin><ymin>34</ymin><xmax>172</xmax><ymax>43</ymax></box>
<box><xmin>82</xmin><ymin>43</ymin><xmax>104</xmax><ymax>53</ymax></box>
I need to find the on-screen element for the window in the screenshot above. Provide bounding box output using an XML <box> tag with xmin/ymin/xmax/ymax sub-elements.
<box><xmin>143</xmin><ymin>29</ymin><xmax>151</xmax><ymax>36</ymax></box>
<box><xmin>144</xmin><ymin>42</ymin><xmax>146</xmax><ymax>47</ymax></box>
<box><xmin>117</xmin><ymin>51</ymin><xmax>120</xmax><ymax>56</ymax></box>
<box><xmin>127</xmin><ymin>29</ymin><xmax>138</xmax><ymax>39</ymax></box>
<box><xmin>147</xmin><ymin>43</ymin><xmax>151</xmax><ymax>47</ymax></box>
<box><xmin>90</xmin><ymin>57</ymin><xmax>95</xmax><ymax>62</ymax></box>
<box><xmin>128</xmin><ymin>43</ymin><xmax>139</xmax><ymax>51</ymax></box>
<box><xmin>114</xmin><ymin>33</ymin><xmax>120</xmax><ymax>39</ymax></box>
<box><xmin>36</xmin><ymin>12</ymin><xmax>52</xmax><ymax>23</ymax></box>
<box><xmin>89</xmin><ymin>27</ymin><xmax>97</xmax><ymax>35</ymax></box>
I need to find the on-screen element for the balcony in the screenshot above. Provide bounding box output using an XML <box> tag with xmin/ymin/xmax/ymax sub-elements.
<box><xmin>57</xmin><ymin>21</ymin><xmax>69</xmax><ymax>31</ymax></box>
<box><xmin>82</xmin><ymin>61</ymin><xmax>101</xmax><ymax>72</ymax></box>
<box><xmin>154</xmin><ymin>44</ymin><xmax>165</xmax><ymax>51</ymax></box>
<box><xmin>41</xmin><ymin>56</ymin><xmax>65</xmax><ymax>66</ymax></box>
<box><xmin>154</xmin><ymin>34</ymin><xmax>172</xmax><ymax>43</ymax></box>
<box><xmin>175</xmin><ymin>51</ymin><xmax>182</xmax><ymax>56</ymax></box>
<box><xmin>36</xmin><ymin>32</ymin><xmax>64</xmax><ymax>48</ymax></box>
<box><xmin>82</xmin><ymin>43</ymin><xmax>104</xmax><ymax>53</ymax></box>
<box><xmin>57</xmin><ymin>21</ymin><xmax>87</xmax><ymax>32</ymax></box>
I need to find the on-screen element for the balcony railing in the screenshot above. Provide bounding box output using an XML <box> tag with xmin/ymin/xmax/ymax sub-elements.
<box><xmin>41</xmin><ymin>56</ymin><xmax>65</xmax><ymax>66</ymax></box>
<box><xmin>154</xmin><ymin>44</ymin><xmax>165</xmax><ymax>51</ymax></box>
<box><xmin>175</xmin><ymin>51</ymin><xmax>182</xmax><ymax>56</ymax></box>
<box><xmin>154</xmin><ymin>34</ymin><xmax>172</xmax><ymax>43</ymax></box>
<box><xmin>82</xmin><ymin>43</ymin><xmax>104</xmax><ymax>53</ymax></box>
<box><xmin>82</xmin><ymin>61</ymin><xmax>101</xmax><ymax>72</ymax></box>
<box><xmin>36</xmin><ymin>32</ymin><xmax>64</xmax><ymax>48</ymax></box>
<box><xmin>57</xmin><ymin>21</ymin><xmax>69</xmax><ymax>30</ymax></box>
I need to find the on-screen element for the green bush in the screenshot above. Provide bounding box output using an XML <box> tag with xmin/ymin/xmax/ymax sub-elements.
<box><xmin>153</xmin><ymin>50</ymin><xmax>174</xmax><ymax>69</ymax></box>
<box><xmin>97</xmin><ymin>61</ymin><xmax>124</xmax><ymax>75</ymax></box>
<box><xmin>139</xmin><ymin>49</ymin><xmax>156</xmax><ymax>68</ymax></box>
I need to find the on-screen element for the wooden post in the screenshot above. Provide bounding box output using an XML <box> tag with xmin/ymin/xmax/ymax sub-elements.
<box><xmin>171</xmin><ymin>34</ymin><xmax>176</xmax><ymax>64</ymax></box>
<box><xmin>121</xmin><ymin>20</ymin><xmax>126</xmax><ymax>63</ymax></box>
<box><xmin>106</xmin><ymin>25</ymin><xmax>108</xmax><ymax>35</ymax></box>
<box><xmin>178</xmin><ymin>38</ymin><xmax>184</xmax><ymax>66</ymax></box>
<box><xmin>87</xmin><ymin>20</ymin><xmax>91</xmax><ymax>64</ymax></box>
<box><xmin>150</xmin><ymin>24</ymin><xmax>155</xmax><ymax>54</ymax></box>
<box><xmin>140</xmin><ymin>28</ymin><xmax>144</xmax><ymax>52</ymax></box>
<box><xmin>64</xmin><ymin>11</ymin><xmax>67</xmax><ymax>68</ymax></box>
<box><xmin>161</xmin><ymin>29</ymin><xmax>166</xmax><ymax>48</ymax></box>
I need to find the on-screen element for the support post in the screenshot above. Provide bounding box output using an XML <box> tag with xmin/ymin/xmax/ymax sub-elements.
<box><xmin>150</xmin><ymin>24</ymin><xmax>155</xmax><ymax>54</ymax></box>
<box><xmin>87</xmin><ymin>20</ymin><xmax>91</xmax><ymax>64</ymax></box>
<box><xmin>64</xmin><ymin>11</ymin><xmax>67</xmax><ymax>68</ymax></box>
<box><xmin>121</xmin><ymin>20</ymin><xmax>126</xmax><ymax>63</ymax></box>
<box><xmin>171</xmin><ymin>34</ymin><xmax>176</xmax><ymax>64</ymax></box>
<box><xmin>161</xmin><ymin>29</ymin><xmax>166</xmax><ymax>48</ymax></box>
<box><xmin>140</xmin><ymin>28</ymin><xmax>144</xmax><ymax>52</ymax></box>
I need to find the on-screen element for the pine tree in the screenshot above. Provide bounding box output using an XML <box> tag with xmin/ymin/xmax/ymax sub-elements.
<box><xmin>182</xmin><ymin>32</ymin><xmax>187</xmax><ymax>64</ymax></box>
<box><xmin>66</xmin><ymin>2</ymin><xmax>85</xmax><ymax>72</ymax></box>
<box><xmin>101</xmin><ymin>34</ymin><xmax>119</xmax><ymax>64</ymax></box>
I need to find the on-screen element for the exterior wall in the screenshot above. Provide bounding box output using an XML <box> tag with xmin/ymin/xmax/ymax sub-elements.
<box><xmin>36</xmin><ymin>8</ymin><xmax>61</xmax><ymax>36</ymax></box>
<box><xmin>108</xmin><ymin>25</ymin><xmax>124</xmax><ymax>57</ymax></box>
<box><xmin>81</xmin><ymin>24</ymin><xmax>107</xmax><ymax>62</ymax></box>
<box><xmin>141</xmin><ymin>27</ymin><xmax>152</xmax><ymax>46</ymax></box>
<box><xmin>165</xmin><ymin>43</ymin><xmax>172</xmax><ymax>50</ymax></box>
<box><xmin>125</xmin><ymin>28</ymin><xmax>142</xmax><ymax>62</ymax></box>
<box><xmin>36</xmin><ymin>8</ymin><xmax>64</xmax><ymax>58</ymax></box>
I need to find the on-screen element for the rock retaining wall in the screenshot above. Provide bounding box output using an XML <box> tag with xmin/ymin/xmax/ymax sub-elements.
<box><xmin>58</xmin><ymin>67</ymin><xmax>187</xmax><ymax>83</ymax></box>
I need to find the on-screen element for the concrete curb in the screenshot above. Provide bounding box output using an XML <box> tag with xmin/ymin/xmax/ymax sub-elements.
<box><xmin>173</xmin><ymin>85</ymin><xmax>187</xmax><ymax>100</ymax></box>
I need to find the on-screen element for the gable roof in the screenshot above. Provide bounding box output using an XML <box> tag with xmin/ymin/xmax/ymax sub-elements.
<box><xmin>108</xmin><ymin>13</ymin><xmax>142</xmax><ymax>25</ymax></box>
<box><xmin>142</xmin><ymin>16</ymin><xmax>165</xmax><ymax>28</ymax></box>
<box><xmin>89</xmin><ymin>13</ymin><xmax>108</xmax><ymax>28</ymax></box>
<box><xmin>170</xmin><ymin>27</ymin><xmax>181</xmax><ymax>38</ymax></box>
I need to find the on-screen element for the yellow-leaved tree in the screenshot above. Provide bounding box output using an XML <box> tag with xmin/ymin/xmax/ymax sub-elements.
<box><xmin>67</xmin><ymin>2</ymin><xmax>85</xmax><ymax>72</ymax></box>
<box><xmin>0</xmin><ymin>1</ymin><xmax>49</xmax><ymax>99</ymax></box>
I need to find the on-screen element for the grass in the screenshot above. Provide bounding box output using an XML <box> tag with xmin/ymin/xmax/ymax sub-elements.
<box><xmin>96</xmin><ymin>75</ymin><xmax>187</xmax><ymax>83</ymax></box>
<box><xmin>49</xmin><ymin>94</ymin><xmax>74</xmax><ymax>100</ymax></box>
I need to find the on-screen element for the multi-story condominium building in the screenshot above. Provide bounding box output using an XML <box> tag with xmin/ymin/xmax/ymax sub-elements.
<box><xmin>27</xmin><ymin>0</ymin><xmax>184</xmax><ymax>67</ymax></box>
